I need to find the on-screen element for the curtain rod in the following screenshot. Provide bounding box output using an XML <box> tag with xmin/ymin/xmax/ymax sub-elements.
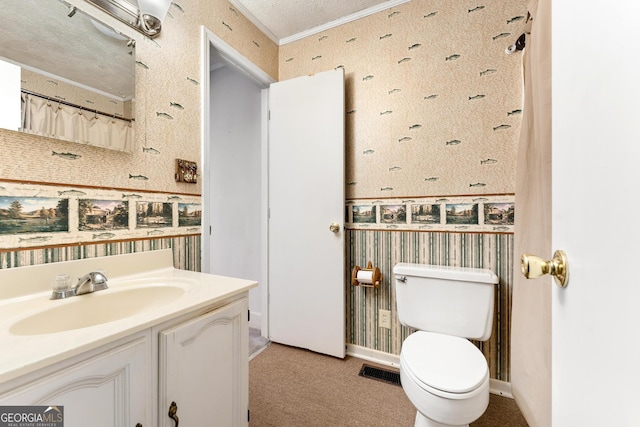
<box><xmin>21</xmin><ymin>89</ymin><xmax>134</xmax><ymax>124</ymax></box>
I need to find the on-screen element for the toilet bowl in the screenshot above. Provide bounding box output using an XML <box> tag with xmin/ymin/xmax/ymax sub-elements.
<box><xmin>393</xmin><ymin>263</ymin><xmax>498</xmax><ymax>427</ymax></box>
<box><xmin>400</xmin><ymin>331</ymin><xmax>490</xmax><ymax>427</ymax></box>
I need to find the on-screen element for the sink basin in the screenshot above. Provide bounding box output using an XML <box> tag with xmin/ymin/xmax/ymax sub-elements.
<box><xmin>10</xmin><ymin>285</ymin><xmax>185</xmax><ymax>336</ymax></box>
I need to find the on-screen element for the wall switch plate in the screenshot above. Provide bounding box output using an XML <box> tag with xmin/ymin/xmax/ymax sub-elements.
<box><xmin>379</xmin><ymin>309</ymin><xmax>391</xmax><ymax>329</ymax></box>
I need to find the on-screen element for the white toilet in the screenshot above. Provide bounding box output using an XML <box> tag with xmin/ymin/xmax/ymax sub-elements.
<box><xmin>393</xmin><ymin>263</ymin><xmax>498</xmax><ymax>427</ymax></box>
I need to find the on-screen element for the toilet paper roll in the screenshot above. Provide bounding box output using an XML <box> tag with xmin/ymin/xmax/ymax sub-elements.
<box><xmin>356</xmin><ymin>269</ymin><xmax>374</xmax><ymax>285</ymax></box>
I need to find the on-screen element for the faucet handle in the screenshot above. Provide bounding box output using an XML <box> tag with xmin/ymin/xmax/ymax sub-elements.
<box><xmin>91</xmin><ymin>270</ymin><xmax>107</xmax><ymax>282</ymax></box>
<box><xmin>50</xmin><ymin>274</ymin><xmax>74</xmax><ymax>300</ymax></box>
<box><xmin>91</xmin><ymin>270</ymin><xmax>109</xmax><ymax>291</ymax></box>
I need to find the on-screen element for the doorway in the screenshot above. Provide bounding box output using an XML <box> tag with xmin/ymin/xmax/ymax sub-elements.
<box><xmin>201</xmin><ymin>29</ymin><xmax>346</xmax><ymax>357</ymax></box>
<box><xmin>200</xmin><ymin>29</ymin><xmax>274</xmax><ymax>334</ymax></box>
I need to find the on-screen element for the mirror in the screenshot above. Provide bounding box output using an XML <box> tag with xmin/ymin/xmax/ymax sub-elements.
<box><xmin>0</xmin><ymin>0</ymin><xmax>135</xmax><ymax>152</ymax></box>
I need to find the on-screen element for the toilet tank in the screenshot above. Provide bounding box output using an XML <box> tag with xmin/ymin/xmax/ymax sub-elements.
<box><xmin>393</xmin><ymin>263</ymin><xmax>498</xmax><ymax>341</ymax></box>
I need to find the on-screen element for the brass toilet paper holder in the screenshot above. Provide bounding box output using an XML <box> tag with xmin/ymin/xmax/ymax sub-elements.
<box><xmin>352</xmin><ymin>262</ymin><xmax>382</xmax><ymax>288</ymax></box>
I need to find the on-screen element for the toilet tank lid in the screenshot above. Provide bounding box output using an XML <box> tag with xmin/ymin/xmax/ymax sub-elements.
<box><xmin>393</xmin><ymin>263</ymin><xmax>498</xmax><ymax>284</ymax></box>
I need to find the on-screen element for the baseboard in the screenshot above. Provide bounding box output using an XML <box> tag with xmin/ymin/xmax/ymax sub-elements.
<box><xmin>249</xmin><ymin>310</ymin><xmax>261</xmax><ymax>329</ymax></box>
<box><xmin>346</xmin><ymin>344</ymin><xmax>513</xmax><ymax>399</ymax></box>
<box><xmin>346</xmin><ymin>344</ymin><xmax>401</xmax><ymax>368</ymax></box>
<box><xmin>488</xmin><ymin>378</ymin><xmax>513</xmax><ymax>398</ymax></box>
<box><xmin>249</xmin><ymin>342</ymin><xmax>270</xmax><ymax>362</ymax></box>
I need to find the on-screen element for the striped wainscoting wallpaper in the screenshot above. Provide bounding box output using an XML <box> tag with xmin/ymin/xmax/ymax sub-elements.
<box><xmin>0</xmin><ymin>235</ymin><xmax>201</xmax><ymax>272</ymax></box>
<box><xmin>346</xmin><ymin>229</ymin><xmax>514</xmax><ymax>382</ymax></box>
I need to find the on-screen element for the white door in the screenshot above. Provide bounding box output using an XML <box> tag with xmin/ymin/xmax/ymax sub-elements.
<box><xmin>551</xmin><ymin>1</ymin><xmax>640</xmax><ymax>424</ymax></box>
<box><xmin>268</xmin><ymin>68</ymin><xmax>345</xmax><ymax>358</ymax></box>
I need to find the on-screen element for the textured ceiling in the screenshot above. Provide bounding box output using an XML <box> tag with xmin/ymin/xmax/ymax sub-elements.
<box><xmin>1</xmin><ymin>0</ymin><xmax>403</xmax><ymax>97</ymax></box>
<box><xmin>0</xmin><ymin>0</ymin><xmax>134</xmax><ymax>99</ymax></box>
<box><xmin>230</xmin><ymin>0</ymin><xmax>407</xmax><ymax>43</ymax></box>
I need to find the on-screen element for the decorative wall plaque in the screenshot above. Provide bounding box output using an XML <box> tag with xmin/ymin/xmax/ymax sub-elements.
<box><xmin>175</xmin><ymin>159</ymin><xmax>197</xmax><ymax>183</ymax></box>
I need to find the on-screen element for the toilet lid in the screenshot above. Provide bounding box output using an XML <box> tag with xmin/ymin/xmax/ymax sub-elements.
<box><xmin>401</xmin><ymin>331</ymin><xmax>489</xmax><ymax>394</ymax></box>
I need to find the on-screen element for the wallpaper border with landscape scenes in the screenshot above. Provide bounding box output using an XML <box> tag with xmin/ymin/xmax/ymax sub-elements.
<box><xmin>346</xmin><ymin>194</ymin><xmax>514</xmax><ymax>233</ymax></box>
<box><xmin>0</xmin><ymin>180</ymin><xmax>201</xmax><ymax>250</ymax></box>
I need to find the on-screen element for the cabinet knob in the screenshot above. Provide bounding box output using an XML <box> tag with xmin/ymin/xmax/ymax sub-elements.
<box><xmin>135</xmin><ymin>424</ymin><xmax>142</xmax><ymax>427</ymax></box>
<box><xmin>168</xmin><ymin>401</ymin><xmax>179</xmax><ymax>427</ymax></box>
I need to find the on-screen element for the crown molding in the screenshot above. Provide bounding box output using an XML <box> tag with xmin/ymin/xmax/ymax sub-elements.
<box><xmin>279</xmin><ymin>0</ymin><xmax>410</xmax><ymax>45</ymax></box>
<box><xmin>228</xmin><ymin>0</ymin><xmax>411</xmax><ymax>46</ymax></box>
<box><xmin>227</xmin><ymin>0</ymin><xmax>280</xmax><ymax>44</ymax></box>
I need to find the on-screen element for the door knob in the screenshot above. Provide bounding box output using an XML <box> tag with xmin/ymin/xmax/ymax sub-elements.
<box><xmin>520</xmin><ymin>250</ymin><xmax>569</xmax><ymax>288</ymax></box>
<box><xmin>329</xmin><ymin>222</ymin><xmax>340</xmax><ymax>233</ymax></box>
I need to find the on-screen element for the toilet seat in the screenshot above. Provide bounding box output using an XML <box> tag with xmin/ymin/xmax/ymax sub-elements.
<box><xmin>401</xmin><ymin>331</ymin><xmax>489</xmax><ymax>398</ymax></box>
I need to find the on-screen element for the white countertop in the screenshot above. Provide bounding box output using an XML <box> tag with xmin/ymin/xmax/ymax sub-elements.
<box><xmin>0</xmin><ymin>250</ymin><xmax>257</xmax><ymax>384</ymax></box>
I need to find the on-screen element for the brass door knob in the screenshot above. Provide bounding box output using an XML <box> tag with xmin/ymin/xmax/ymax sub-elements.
<box><xmin>329</xmin><ymin>222</ymin><xmax>340</xmax><ymax>233</ymax></box>
<box><xmin>521</xmin><ymin>250</ymin><xmax>569</xmax><ymax>288</ymax></box>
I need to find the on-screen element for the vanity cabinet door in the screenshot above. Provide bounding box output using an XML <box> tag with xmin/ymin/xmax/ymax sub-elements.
<box><xmin>159</xmin><ymin>298</ymin><xmax>249</xmax><ymax>427</ymax></box>
<box><xmin>0</xmin><ymin>336</ymin><xmax>149</xmax><ymax>427</ymax></box>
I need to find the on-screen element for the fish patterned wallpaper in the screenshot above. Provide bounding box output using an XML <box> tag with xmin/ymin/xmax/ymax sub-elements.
<box><xmin>279</xmin><ymin>0</ymin><xmax>527</xmax><ymax>383</ymax></box>
<box><xmin>279</xmin><ymin>0</ymin><xmax>528</xmax><ymax>199</ymax></box>
<box><xmin>0</xmin><ymin>0</ymin><xmax>528</xmax><ymax>384</ymax></box>
<box><xmin>0</xmin><ymin>0</ymin><xmax>277</xmax><ymax>264</ymax></box>
<box><xmin>0</xmin><ymin>0</ymin><xmax>277</xmax><ymax>194</ymax></box>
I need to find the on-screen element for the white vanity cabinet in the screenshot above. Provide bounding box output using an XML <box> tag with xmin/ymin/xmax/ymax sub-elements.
<box><xmin>157</xmin><ymin>297</ymin><xmax>249</xmax><ymax>427</ymax></box>
<box><xmin>0</xmin><ymin>333</ymin><xmax>151</xmax><ymax>427</ymax></box>
<box><xmin>0</xmin><ymin>250</ymin><xmax>257</xmax><ymax>427</ymax></box>
<box><xmin>0</xmin><ymin>296</ymin><xmax>250</xmax><ymax>427</ymax></box>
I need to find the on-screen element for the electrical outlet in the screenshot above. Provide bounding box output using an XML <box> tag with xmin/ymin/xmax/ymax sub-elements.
<box><xmin>379</xmin><ymin>309</ymin><xmax>391</xmax><ymax>329</ymax></box>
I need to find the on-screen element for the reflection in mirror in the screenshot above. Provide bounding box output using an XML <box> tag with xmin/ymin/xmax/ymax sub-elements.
<box><xmin>0</xmin><ymin>0</ymin><xmax>136</xmax><ymax>152</ymax></box>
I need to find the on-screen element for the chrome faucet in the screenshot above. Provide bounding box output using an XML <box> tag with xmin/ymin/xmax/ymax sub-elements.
<box><xmin>74</xmin><ymin>271</ymin><xmax>109</xmax><ymax>295</ymax></box>
<box><xmin>51</xmin><ymin>271</ymin><xmax>109</xmax><ymax>299</ymax></box>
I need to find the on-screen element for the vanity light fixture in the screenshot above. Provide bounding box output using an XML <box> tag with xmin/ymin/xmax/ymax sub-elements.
<box><xmin>84</xmin><ymin>0</ymin><xmax>172</xmax><ymax>38</ymax></box>
<box><xmin>136</xmin><ymin>0</ymin><xmax>172</xmax><ymax>37</ymax></box>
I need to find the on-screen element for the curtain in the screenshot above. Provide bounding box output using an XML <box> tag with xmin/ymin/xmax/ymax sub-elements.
<box><xmin>20</xmin><ymin>93</ymin><xmax>133</xmax><ymax>152</ymax></box>
<box><xmin>21</xmin><ymin>93</ymin><xmax>55</xmax><ymax>137</ymax></box>
<box><xmin>511</xmin><ymin>0</ymin><xmax>552</xmax><ymax>426</ymax></box>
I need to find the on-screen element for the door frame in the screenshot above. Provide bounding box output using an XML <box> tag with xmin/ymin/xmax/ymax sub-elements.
<box><xmin>200</xmin><ymin>26</ymin><xmax>275</xmax><ymax>335</ymax></box>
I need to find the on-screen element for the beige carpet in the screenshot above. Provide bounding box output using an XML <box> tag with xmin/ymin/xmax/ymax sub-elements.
<box><xmin>249</xmin><ymin>343</ymin><xmax>528</xmax><ymax>426</ymax></box>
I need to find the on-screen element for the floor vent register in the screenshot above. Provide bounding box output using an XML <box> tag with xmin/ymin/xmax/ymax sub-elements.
<box><xmin>358</xmin><ymin>363</ymin><xmax>402</xmax><ymax>386</ymax></box>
